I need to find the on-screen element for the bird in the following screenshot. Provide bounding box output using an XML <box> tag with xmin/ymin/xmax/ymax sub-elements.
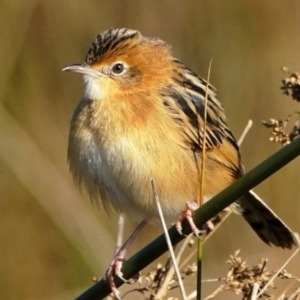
<box><xmin>63</xmin><ymin>28</ymin><xmax>297</xmax><ymax>298</ymax></box>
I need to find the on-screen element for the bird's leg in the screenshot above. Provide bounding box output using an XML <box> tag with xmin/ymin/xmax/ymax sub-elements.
<box><xmin>105</xmin><ymin>220</ymin><xmax>147</xmax><ymax>299</ymax></box>
<box><xmin>176</xmin><ymin>201</ymin><xmax>205</xmax><ymax>237</ymax></box>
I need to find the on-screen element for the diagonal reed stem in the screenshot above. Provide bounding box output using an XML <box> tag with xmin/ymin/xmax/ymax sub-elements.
<box><xmin>75</xmin><ymin>136</ymin><xmax>300</xmax><ymax>300</ymax></box>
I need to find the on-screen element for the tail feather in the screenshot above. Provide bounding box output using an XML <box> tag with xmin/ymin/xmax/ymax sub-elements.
<box><xmin>236</xmin><ymin>191</ymin><xmax>297</xmax><ymax>249</ymax></box>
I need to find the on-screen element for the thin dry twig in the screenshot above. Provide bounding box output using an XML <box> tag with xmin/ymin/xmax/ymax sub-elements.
<box><xmin>155</xmin><ymin>234</ymin><xmax>193</xmax><ymax>299</ymax></box>
<box><xmin>199</xmin><ymin>59</ymin><xmax>212</xmax><ymax>206</ymax></box>
<box><xmin>151</xmin><ymin>179</ymin><xmax>188</xmax><ymax>300</ymax></box>
<box><xmin>286</xmin><ymin>286</ymin><xmax>300</xmax><ymax>300</ymax></box>
<box><xmin>238</xmin><ymin>119</ymin><xmax>253</xmax><ymax>146</ymax></box>
<box><xmin>250</xmin><ymin>283</ymin><xmax>260</xmax><ymax>300</ymax></box>
<box><xmin>203</xmin><ymin>285</ymin><xmax>224</xmax><ymax>300</ymax></box>
<box><xmin>256</xmin><ymin>246</ymin><xmax>300</xmax><ymax>298</ymax></box>
<box><xmin>115</xmin><ymin>214</ymin><xmax>125</xmax><ymax>254</ymax></box>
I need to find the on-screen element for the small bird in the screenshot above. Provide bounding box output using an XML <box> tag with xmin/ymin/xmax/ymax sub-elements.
<box><xmin>63</xmin><ymin>28</ymin><xmax>296</xmax><ymax>298</ymax></box>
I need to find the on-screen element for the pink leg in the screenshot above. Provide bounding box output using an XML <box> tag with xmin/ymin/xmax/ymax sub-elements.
<box><xmin>176</xmin><ymin>201</ymin><xmax>203</xmax><ymax>237</ymax></box>
<box><xmin>105</xmin><ymin>220</ymin><xmax>147</xmax><ymax>300</ymax></box>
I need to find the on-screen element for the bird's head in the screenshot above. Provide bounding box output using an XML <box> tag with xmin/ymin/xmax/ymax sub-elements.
<box><xmin>62</xmin><ymin>28</ymin><xmax>174</xmax><ymax>101</ymax></box>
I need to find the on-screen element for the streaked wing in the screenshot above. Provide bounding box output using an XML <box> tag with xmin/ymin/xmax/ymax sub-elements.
<box><xmin>161</xmin><ymin>60</ymin><xmax>238</xmax><ymax>152</ymax></box>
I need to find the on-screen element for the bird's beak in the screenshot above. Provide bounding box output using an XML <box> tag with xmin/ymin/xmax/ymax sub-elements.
<box><xmin>62</xmin><ymin>63</ymin><xmax>103</xmax><ymax>78</ymax></box>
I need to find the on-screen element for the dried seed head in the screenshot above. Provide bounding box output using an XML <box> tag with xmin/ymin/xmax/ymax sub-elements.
<box><xmin>281</xmin><ymin>67</ymin><xmax>300</xmax><ymax>101</ymax></box>
<box><xmin>262</xmin><ymin>113</ymin><xmax>300</xmax><ymax>146</ymax></box>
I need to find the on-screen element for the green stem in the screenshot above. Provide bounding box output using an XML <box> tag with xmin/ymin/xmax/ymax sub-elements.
<box><xmin>75</xmin><ymin>137</ymin><xmax>300</xmax><ymax>300</ymax></box>
<box><xmin>197</xmin><ymin>240</ymin><xmax>204</xmax><ymax>300</ymax></box>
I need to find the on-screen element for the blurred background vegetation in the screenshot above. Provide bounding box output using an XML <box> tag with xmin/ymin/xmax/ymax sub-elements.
<box><xmin>1</xmin><ymin>1</ymin><xmax>300</xmax><ymax>299</ymax></box>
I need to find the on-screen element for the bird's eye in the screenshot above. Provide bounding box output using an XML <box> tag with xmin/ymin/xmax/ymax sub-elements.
<box><xmin>112</xmin><ymin>63</ymin><xmax>125</xmax><ymax>74</ymax></box>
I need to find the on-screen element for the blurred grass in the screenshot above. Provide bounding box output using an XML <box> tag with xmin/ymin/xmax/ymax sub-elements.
<box><xmin>1</xmin><ymin>1</ymin><xmax>300</xmax><ymax>299</ymax></box>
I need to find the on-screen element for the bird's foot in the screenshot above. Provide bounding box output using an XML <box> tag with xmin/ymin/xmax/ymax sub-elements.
<box><xmin>175</xmin><ymin>200</ymin><xmax>205</xmax><ymax>237</ymax></box>
<box><xmin>104</xmin><ymin>253</ymin><xmax>137</xmax><ymax>300</ymax></box>
<box><xmin>103</xmin><ymin>220</ymin><xmax>146</xmax><ymax>299</ymax></box>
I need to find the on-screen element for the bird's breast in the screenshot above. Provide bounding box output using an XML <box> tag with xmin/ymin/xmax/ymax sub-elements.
<box><xmin>68</xmin><ymin>96</ymin><xmax>201</xmax><ymax>222</ymax></box>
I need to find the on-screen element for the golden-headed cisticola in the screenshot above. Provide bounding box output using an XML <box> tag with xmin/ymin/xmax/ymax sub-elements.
<box><xmin>63</xmin><ymin>28</ymin><xmax>296</xmax><ymax>298</ymax></box>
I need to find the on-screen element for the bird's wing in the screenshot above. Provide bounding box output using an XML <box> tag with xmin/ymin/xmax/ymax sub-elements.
<box><xmin>161</xmin><ymin>63</ymin><xmax>238</xmax><ymax>152</ymax></box>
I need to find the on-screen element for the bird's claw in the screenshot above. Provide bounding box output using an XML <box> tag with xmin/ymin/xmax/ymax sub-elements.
<box><xmin>104</xmin><ymin>256</ymin><xmax>138</xmax><ymax>300</ymax></box>
<box><xmin>176</xmin><ymin>201</ymin><xmax>205</xmax><ymax>238</ymax></box>
<box><xmin>104</xmin><ymin>256</ymin><xmax>126</xmax><ymax>299</ymax></box>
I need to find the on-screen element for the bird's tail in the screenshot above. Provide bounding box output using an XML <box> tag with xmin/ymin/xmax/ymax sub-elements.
<box><xmin>236</xmin><ymin>190</ymin><xmax>297</xmax><ymax>249</ymax></box>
